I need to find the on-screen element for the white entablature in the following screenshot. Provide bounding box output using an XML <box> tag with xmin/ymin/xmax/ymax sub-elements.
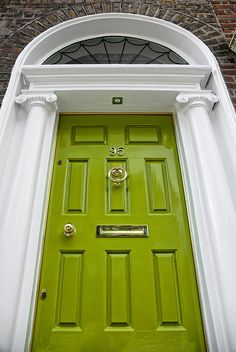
<box><xmin>21</xmin><ymin>65</ymin><xmax>211</xmax><ymax>112</ymax></box>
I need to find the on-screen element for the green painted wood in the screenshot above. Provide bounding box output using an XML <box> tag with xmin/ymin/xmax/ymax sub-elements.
<box><xmin>146</xmin><ymin>160</ymin><xmax>170</xmax><ymax>212</ymax></box>
<box><xmin>65</xmin><ymin>160</ymin><xmax>88</xmax><ymax>213</ymax></box>
<box><xmin>73</xmin><ymin>125</ymin><xmax>107</xmax><ymax>144</ymax></box>
<box><xmin>32</xmin><ymin>115</ymin><xmax>206</xmax><ymax>352</ymax></box>
<box><xmin>107</xmin><ymin>160</ymin><xmax>128</xmax><ymax>213</ymax></box>
<box><xmin>153</xmin><ymin>251</ymin><xmax>181</xmax><ymax>326</ymax></box>
<box><xmin>57</xmin><ymin>252</ymin><xmax>83</xmax><ymax>327</ymax></box>
<box><xmin>107</xmin><ymin>252</ymin><xmax>131</xmax><ymax>327</ymax></box>
<box><xmin>126</xmin><ymin>125</ymin><xmax>160</xmax><ymax>144</ymax></box>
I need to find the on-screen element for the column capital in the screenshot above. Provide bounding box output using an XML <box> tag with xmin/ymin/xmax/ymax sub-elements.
<box><xmin>176</xmin><ymin>91</ymin><xmax>218</xmax><ymax>112</ymax></box>
<box><xmin>15</xmin><ymin>92</ymin><xmax>57</xmax><ymax>111</ymax></box>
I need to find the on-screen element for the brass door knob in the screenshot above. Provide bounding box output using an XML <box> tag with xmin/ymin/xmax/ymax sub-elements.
<box><xmin>64</xmin><ymin>223</ymin><xmax>76</xmax><ymax>238</ymax></box>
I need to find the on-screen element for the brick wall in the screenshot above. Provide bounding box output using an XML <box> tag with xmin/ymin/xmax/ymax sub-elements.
<box><xmin>0</xmin><ymin>0</ymin><xmax>235</xmax><ymax>108</ymax></box>
<box><xmin>211</xmin><ymin>0</ymin><xmax>236</xmax><ymax>43</ymax></box>
<box><xmin>211</xmin><ymin>0</ymin><xmax>236</xmax><ymax>107</ymax></box>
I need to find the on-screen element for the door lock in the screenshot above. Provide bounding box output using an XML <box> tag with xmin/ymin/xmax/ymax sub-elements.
<box><xmin>40</xmin><ymin>288</ymin><xmax>47</xmax><ymax>300</ymax></box>
<box><xmin>64</xmin><ymin>223</ymin><xmax>76</xmax><ymax>238</ymax></box>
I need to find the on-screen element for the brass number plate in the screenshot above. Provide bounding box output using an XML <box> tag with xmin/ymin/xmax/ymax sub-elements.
<box><xmin>109</xmin><ymin>146</ymin><xmax>125</xmax><ymax>156</ymax></box>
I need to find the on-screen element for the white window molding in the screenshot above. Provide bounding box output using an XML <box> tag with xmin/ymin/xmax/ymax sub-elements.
<box><xmin>0</xmin><ymin>14</ymin><xmax>235</xmax><ymax>352</ymax></box>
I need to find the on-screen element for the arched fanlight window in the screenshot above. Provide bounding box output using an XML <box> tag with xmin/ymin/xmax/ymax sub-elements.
<box><xmin>43</xmin><ymin>36</ymin><xmax>188</xmax><ymax>65</ymax></box>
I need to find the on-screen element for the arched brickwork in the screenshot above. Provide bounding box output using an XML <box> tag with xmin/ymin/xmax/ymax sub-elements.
<box><xmin>0</xmin><ymin>1</ymin><xmax>235</xmax><ymax>107</ymax></box>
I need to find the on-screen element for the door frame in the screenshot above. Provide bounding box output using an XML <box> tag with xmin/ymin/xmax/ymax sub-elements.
<box><xmin>0</xmin><ymin>14</ymin><xmax>236</xmax><ymax>352</ymax></box>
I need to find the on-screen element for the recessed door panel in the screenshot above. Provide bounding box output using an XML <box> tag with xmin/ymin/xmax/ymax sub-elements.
<box><xmin>126</xmin><ymin>125</ymin><xmax>161</xmax><ymax>144</ymax></box>
<box><xmin>72</xmin><ymin>125</ymin><xmax>107</xmax><ymax>144</ymax></box>
<box><xmin>106</xmin><ymin>251</ymin><xmax>132</xmax><ymax>328</ymax></box>
<box><xmin>153</xmin><ymin>251</ymin><xmax>183</xmax><ymax>329</ymax></box>
<box><xmin>64</xmin><ymin>160</ymin><xmax>88</xmax><ymax>213</ymax></box>
<box><xmin>55</xmin><ymin>251</ymin><xmax>84</xmax><ymax>330</ymax></box>
<box><xmin>145</xmin><ymin>159</ymin><xmax>170</xmax><ymax>213</ymax></box>
<box><xmin>107</xmin><ymin>159</ymin><xmax>129</xmax><ymax>213</ymax></box>
<box><xmin>32</xmin><ymin>115</ymin><xmax>206</xmax><ymax>352</ymax></box>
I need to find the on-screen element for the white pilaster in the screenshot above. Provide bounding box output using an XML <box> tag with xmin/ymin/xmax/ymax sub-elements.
<box><xmin>0</xmin><ymin>93</ymin><xmax>58</xmax><ymax>352</ymax></box>
<box><xmin>175</xmin><ymin>91</ymin><xmax>236</xmax><ymax>352</ymax></box>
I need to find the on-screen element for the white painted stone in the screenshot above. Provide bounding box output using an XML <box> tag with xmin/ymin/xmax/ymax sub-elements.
<box><xmin>176</xmin><ymin>91</ymin><xmax>236</xmax><ymax>352</ymax></box>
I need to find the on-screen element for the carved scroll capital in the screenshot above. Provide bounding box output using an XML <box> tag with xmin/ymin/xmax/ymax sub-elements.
<box><xmin>176</xmin><ymin>91</ymin><xmax>218</xmax><ymax>112</ymax></box>
<box><xmin>15</xmin><ymin>93</ymin><xmax>57</xmax><ymax>111</ymax></box>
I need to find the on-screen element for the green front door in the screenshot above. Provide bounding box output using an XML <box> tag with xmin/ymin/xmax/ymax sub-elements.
<box><xmin>32</xmin><ymin>115</ymin><xmax>206</xmax><ymax>352</ymax></box>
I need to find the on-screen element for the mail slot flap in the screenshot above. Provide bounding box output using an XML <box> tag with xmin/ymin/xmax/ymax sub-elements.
<box><xmin>96</xmin><ymin>225</ymin><xmax>148</xmax><ymax>237</ymax></box>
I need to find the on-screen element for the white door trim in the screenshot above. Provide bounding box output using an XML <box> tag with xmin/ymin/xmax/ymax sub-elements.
<box><xmin>0</xmin><ymin>14</ymin><xmax>236</xmax><ymax>352</ymax></box>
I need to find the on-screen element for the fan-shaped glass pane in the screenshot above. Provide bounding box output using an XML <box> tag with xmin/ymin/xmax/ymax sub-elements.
<box><xmin>43</xmin><ymin>36</ymin><xmax>188</xmax><ymax>65</ymax></box>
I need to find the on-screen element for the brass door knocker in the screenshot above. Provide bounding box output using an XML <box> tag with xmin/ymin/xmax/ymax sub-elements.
<box><xmin>108</xmin><ymin>166</ymin><xmax>128</xmax><ymax>187</ymax></box>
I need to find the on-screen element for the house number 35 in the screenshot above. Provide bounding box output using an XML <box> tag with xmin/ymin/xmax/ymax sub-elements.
<box><xmin>109</xmin><ymin>146</ymin><xmax>125</xmax><ymax>156</ymax></box>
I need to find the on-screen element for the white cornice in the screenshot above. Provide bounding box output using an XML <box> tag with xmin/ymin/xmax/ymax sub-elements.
<box><xmin>21</xmin><ymin>65</ymin><xmax>211</xmax><ymax>91</ymax></box>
